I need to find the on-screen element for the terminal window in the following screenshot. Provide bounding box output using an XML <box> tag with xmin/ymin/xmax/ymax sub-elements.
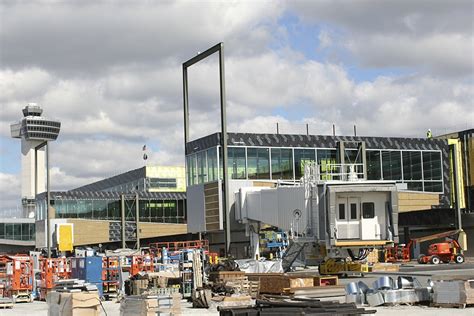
<box><xmin>149</xmin><ymin>178</ymin><xmax>177</xmax><ymax>189</ymax></box>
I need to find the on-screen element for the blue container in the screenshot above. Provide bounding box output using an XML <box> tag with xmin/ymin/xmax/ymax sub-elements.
<box><xmin>70</xmin><ymin>256</ymin><xmax>103</xmax><ymax>296</ymax></box>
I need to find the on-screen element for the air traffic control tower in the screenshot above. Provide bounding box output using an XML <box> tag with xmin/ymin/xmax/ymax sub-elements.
<box><xmin>10</xmin><ymin>104</ymin><xmax>61</xmax><ymax>218</ymax></box>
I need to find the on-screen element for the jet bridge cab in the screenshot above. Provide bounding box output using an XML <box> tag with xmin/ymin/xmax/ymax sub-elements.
<box><xmin>319</xmin><ymin>181</ymin><xmax>398</xmax><ymax>254</ymax></box>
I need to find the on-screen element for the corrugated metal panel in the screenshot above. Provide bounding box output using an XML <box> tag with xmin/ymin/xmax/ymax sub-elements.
<box><xmin>242</xmin><ymin>186</ymin><xmax>306</xmax><ymax>232</ymax></box>
<box><xmin>277</xmin><ymin>187</ymin><xmax>306</xmax><ymax>232</ymax></box>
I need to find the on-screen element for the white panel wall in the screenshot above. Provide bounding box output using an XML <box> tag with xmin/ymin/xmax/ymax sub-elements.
<box><xmin>186</xmin><ymin>184</ymin><xmax>206</xmax><ymax>233</ymax></box>
<box><xmin>21</xmin><ymin>139</ymin><xmax>46</xmax><ymax>199</ymax></box>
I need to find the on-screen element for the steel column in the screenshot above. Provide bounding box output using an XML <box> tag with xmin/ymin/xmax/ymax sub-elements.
<box><xmin>135</xmin><ymin>193</ymin><xmax>140</xmax><ymax>250</ymax></box>
<box><xmin>121</xmin><ymin>194</ymin><xmax>126</xmax><ymax>249</ymax></box>
<box><xmin>46</xmin><ymin>143</ymin><xmax>51</xmax><ymax>258</ymax></box>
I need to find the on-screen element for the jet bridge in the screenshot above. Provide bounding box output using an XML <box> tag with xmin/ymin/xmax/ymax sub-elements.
<box><xmin>235</xmin><ymin>162</ymin><xmax>399</xmax><ymax>267</ymax></box>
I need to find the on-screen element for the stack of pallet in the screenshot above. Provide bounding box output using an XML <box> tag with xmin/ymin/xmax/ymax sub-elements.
<box><xmin>257</xmin><ymin>273</ymin><xmax>339</xmax><ymax>296</ymax></box>
<box><xmin>432</xmin><ymin>275</ymin><xmax>474</xmax><ymax>308</ymax></box>
<box><xmin>210</xmin><ymin>271</ymin><xmax>259</xmax><ymax>297</ymax></box>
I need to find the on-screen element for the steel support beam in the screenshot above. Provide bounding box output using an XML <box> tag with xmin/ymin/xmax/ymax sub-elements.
<box><xmin>136</xmin><ymin>193</ymin><xmax>140</xmax><ymax>250</ymax></box>
<box><xmin>46</xmin><ymin>143</ymin><xmax>51</xmax><ymax>258</ymax></box>
<box><xmin>121</xmin><ymin>194</ymin><xmax>126</xmax><ymax>249</ymax></box>
<box><xmin>183</xmin><ymin>43</ymin><xmax>230</xmax><ymax>255</ymax></box>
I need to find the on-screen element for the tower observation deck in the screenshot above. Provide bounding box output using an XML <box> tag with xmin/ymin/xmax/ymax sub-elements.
<box><xmin>10</xmin><ymin>104</ymin><xmax>61</xmax><ymax>217</ymax></box>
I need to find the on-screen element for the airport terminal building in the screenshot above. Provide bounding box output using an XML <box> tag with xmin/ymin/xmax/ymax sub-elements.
<box><xmin>184</xmin><ymin>131</ymin><xmax>473</xmax><ymax>257</ymax></box>
<box><xmin>0</xmin><ymin>165</ymin><xmax>188</xmax><ymax>252</ymax></box>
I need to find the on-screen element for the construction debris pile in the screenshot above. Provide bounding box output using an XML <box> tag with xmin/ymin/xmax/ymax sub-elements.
<box><xmin>344</xmin><ymin>274</ymin><xmax>474</xmax><ymax>309</ymax></box>
<box><xmin>219</xmin><ymin>296</ymin><xmax>376</xmax><ymax>315</ymax></box>
<box><xmin>345</xmin><ymin>276</ymin><xmax>430</xmax><ymax>306</ymax></box>
<box><xmin>0</xmin><ymin>236</ymin><xmax>473</xmax><ymax>315</ymax></box>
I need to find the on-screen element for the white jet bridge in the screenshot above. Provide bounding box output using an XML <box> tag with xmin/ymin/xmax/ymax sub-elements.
<box><xmin>234</xmin><ymin>162</ymin><xmax>399</xmax><ymax>272</ymax></box>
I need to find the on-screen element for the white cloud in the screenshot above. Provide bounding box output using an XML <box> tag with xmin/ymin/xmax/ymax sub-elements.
<box><xmin>289</xmin><ymin>0</ymin><xmax>474</xmax><ymax>77</ymax></box>
<box><xmin>0</xmin><ymin>1</ymin><xmax>472</xmax><ymax>212</ymax></box>
<box><xmin>0</xmin><ymin>173</ymin><xmax>21</xmax><ymax>214</ymax></box>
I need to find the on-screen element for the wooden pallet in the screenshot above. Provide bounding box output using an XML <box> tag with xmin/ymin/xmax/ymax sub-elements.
<box><xmin>209</xmin><ymin>271</ymin><xmax>246</xmax><ymax>283</ymax></box>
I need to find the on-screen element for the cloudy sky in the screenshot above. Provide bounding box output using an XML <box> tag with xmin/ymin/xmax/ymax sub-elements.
<box><xmin>1</xmin><ymin>0</ymin><xmax>473</xmax><ymax>213</ymax></box>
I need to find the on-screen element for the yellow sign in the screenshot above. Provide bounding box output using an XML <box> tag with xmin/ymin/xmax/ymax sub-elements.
<box><xmin>57</xmin><ymin>224</ymin><xmax>74</xmax><ymax>252</ymax></box>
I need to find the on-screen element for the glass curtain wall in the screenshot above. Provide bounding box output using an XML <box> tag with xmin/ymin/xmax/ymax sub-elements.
<box><xmin>367</xmin><ymin>150</ymin><xmax>382</xmax><ymax>180</ymax></box>
<box><xmin>403</xmin><ymin>151</ymin><xmax>423</xmax><ymax>190</ymax></box>
<box><xmin>423</xmin><ymin>151</ymin><xmax>442</xmax><ymax>192</ymax></box>
<box><xmin>317</xmin><ymin>149</ymin><xmax>337</xmax><ymax>179</ymax></box>
<box><xmin>186</xmin><ymin>145</ymin><xmax>443</xmax><ymax>193</ymax></box>
<box><xmin>271</xmin><ymin>148</ymin><xmax>293</xmax><ymax>180</ymax></box>
<box><xmin>207</xmin><ymin>147</ymin><xmax>218</xmax><ymax>182</ymax></box>
<box><xmin>294</xmin><ymin>149</ymin><xmax>316</xmax><ymax>179</ymax></box>
<box><xmin>51</xmin><ymin>198</ymin><xmax>185</xmax><ymax>223</ymax></box>
<box><xmin>0</xmin><ymin>223</ymin><xmax>35</xmax><ymax>241</ymax></box>
<box><xmin>382</xmin><ymin>151</ymin><xmax>402</xmax><ymax>180</ymax></box>
<box><xmin>228</xmin><ymin>147</ymin><xmax>246</xmax><ymax>179</ymax></box>
<box><xmin>197</xmin><ymin>151</ymin><xmax>207</xmax><ymax>183</ymax></box>
<box><xmin>247</xmin><ymin>148</ymin><xmax>270</xmax><ymax>179</ymax></box>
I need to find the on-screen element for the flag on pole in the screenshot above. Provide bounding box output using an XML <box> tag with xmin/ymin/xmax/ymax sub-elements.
<box><xmin>142</xmin><ymin>144</ymin><xmax>147</xmax><ymax>151</ymax></box>
<box><xmin>143</xmin><ymin>153</ymin><xmax>148</xmax><ymax>160</ymax></box>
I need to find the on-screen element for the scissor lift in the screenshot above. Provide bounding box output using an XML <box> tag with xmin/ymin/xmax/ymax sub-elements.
<box><xmin>0</xmin><ymin>254</ymin><xmax>33</xmax><ymax>302</ymax></box>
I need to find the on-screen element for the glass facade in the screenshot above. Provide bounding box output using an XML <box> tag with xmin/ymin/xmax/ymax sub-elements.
<box><xmin>367</xmin><ymin>150</ymin><xmax>382</xmax><ymax>180</ymax></box>
<box><xmin>0</xmin><ymin>223</ymin><xmax>35</xmax><ymax>241</ymax></box>
<box><xmin>38</xmin><ymin>197</ymin><xmax>186</xmax><ymax>223</ymax></box>
<box><xmin>207</xmin><ymin>147</ymin><xmax>218</xmax><ymax>182</ymax></box>
<box><xmin>149</xmin><ymin>178</ymin><xmax>177</xmax><ymax>189</ymax></box>
<box><xmin>247</xmin><ymin>148</ymin><xmax>270</xmax><ymax>179</ymax></box>
<box><xmin>271</xmin><ymin>148</ymin><xmax>293</xmax><ymax>180</ymax></box>
<box><xmin>228</xmin><ymin>147</ymin><xmax>246</xmax><ymax>179</ymax></box>
<box><xmin>382</xmin><ymin>151</ymin><xmax>402</xmax><ymax>180</ymax></box>
<box><xmin>186</xmin><ymin>146</ymin><xmax>444</xmax><ymax>193</ymax></box>
<box><xmin>294</xmin><ymin>149</ymin><xmax>316</xmax><ymax>179</ymax></box>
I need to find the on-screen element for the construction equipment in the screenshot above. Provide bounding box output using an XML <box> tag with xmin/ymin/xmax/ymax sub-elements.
<box><xmin>384</xmin><ymin>229</ymin><xmax>463</xmax><ymax>264</ymax></box>
<box><xmin>384</xmin><ymin>243</ymin><xmax>411</xmax><ymax>263</ymax></box>
<box><xmin>0</xmin><ymin>254</ymin><xmax>33</xmax><ymax>302</ymax></box>
<box><xmin>126</xmin><ymin>254</ymin><xmax>154</xmax><ymax>276</ymax></box>
<box><xmin>38</xmin><ymin>257</ymin><xmax>70</xmax><ymax>300</ymax></box>
<box><xmin>319</xmin><ymin>258</ymin><xmax>369</xmax><ymax>275</ymax></box>
<box><xmin>150</xmin><ymin>239</ymin><xmax>209</xmax><ymax>256</ymax></box>
<box><xmin>102</xmin><ymin>256</ymin><xmax>120</xmax><ymax>299</ymax></box>
<box><xmin>70</xmin><ymin>256</ymin><xmax>104</xmax><ymax>297</ymax></box>
<box><xmin>418</xmin><ymin>239</ymin><xmax>464</xmax><ymax>264</ymax></box>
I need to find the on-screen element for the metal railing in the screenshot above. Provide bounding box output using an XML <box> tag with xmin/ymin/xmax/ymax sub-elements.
<box><xmin>302</xmin><ymin>162</ymin><xmax>366</xmax><ymax>186</ymax></box>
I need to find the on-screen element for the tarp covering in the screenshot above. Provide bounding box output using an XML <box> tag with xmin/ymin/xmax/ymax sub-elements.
<box><xmin>235</xmin><ymin>259</ymin><xmax>283</xmax><ymax>273</ymax></box>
